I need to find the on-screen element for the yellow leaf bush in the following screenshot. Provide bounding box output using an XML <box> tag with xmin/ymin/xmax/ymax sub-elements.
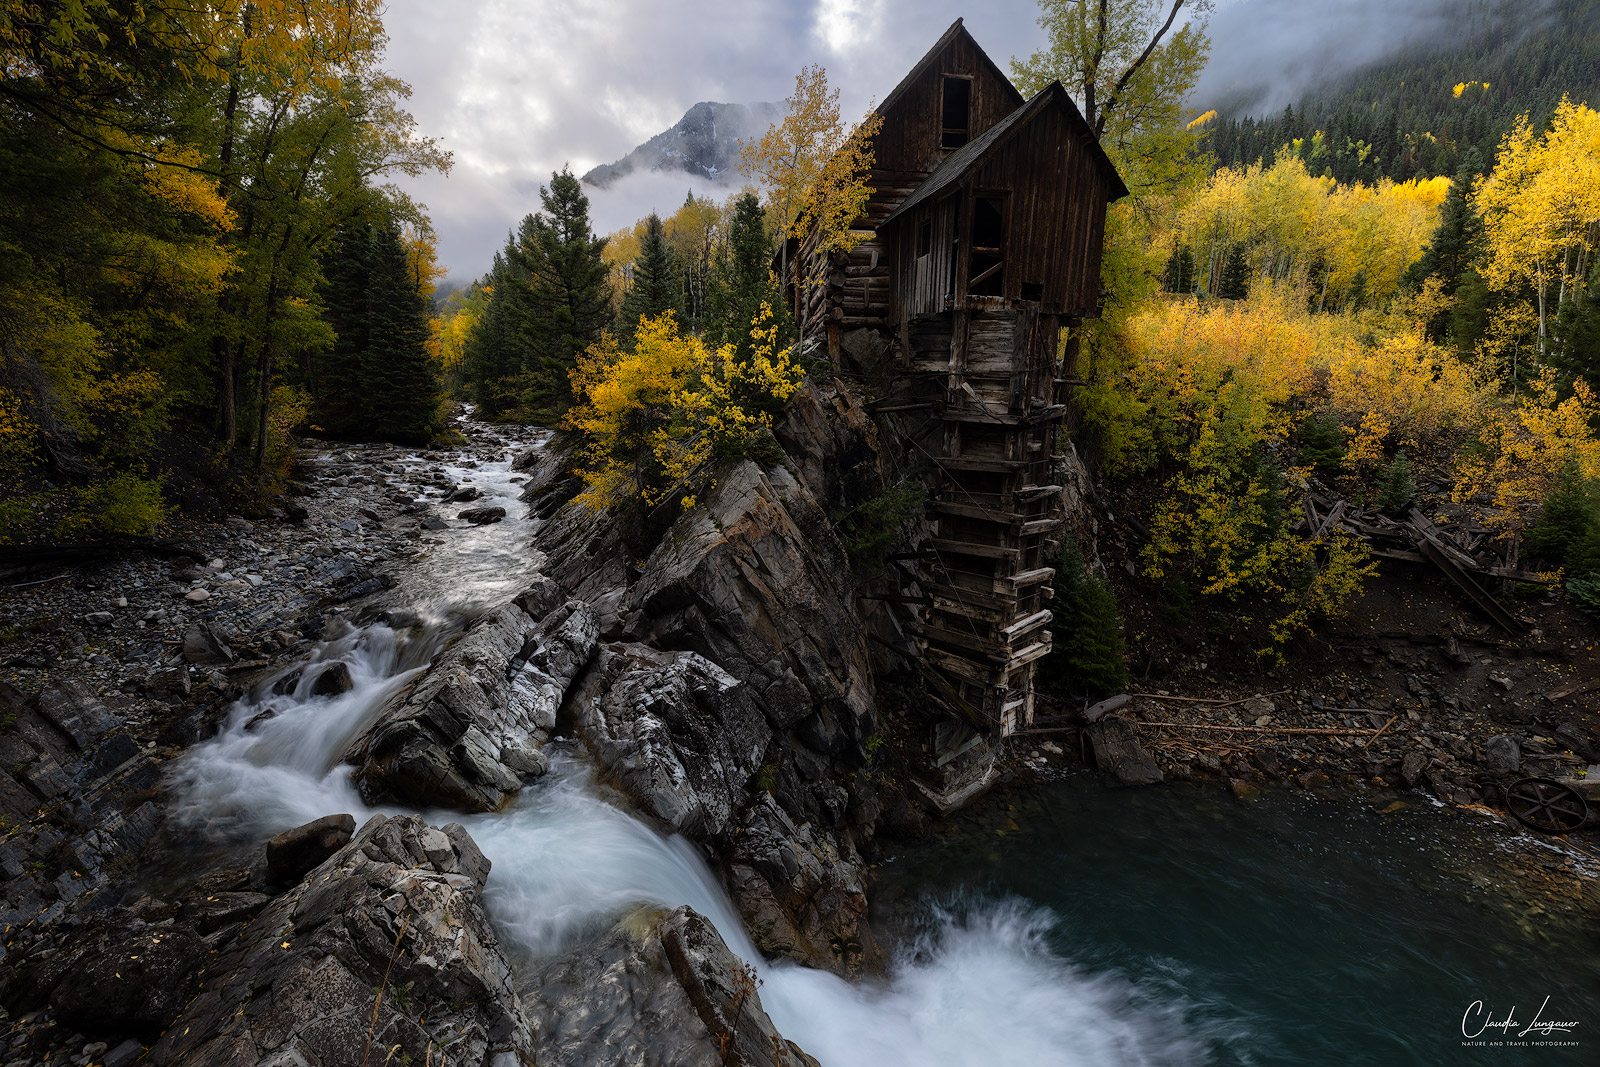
<box><xmin>566</xmin><ymin>305</ymin><xmax>803</xmax><ymax>512</ymax></box>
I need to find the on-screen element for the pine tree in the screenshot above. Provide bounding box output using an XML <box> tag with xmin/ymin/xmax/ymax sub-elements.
<box><xmin>1039</xmin><ymin>539</ymin><xmax>1129</xmax><ymax>698</ymax></box>
<box><xmin>1162</xmin><ymin>244</ymin><xmax>1195</xmax><ymax>293</ymax></box>
<box><xmin>706</xmin><ymin>192</ymin><xmax>792</xmax><ymax>356</ymax></box>
<box><xmin>1402</xmin><ymin>150</ymin><xmax>1486</xmax><ymax>343</ymax></box>
<box><xmin>315</xmin><ymin>220</ymin><xmax>373</xmax><ymax>436</ymax></box>
<box><xmin>1218</xmin><ymin>242</ymin><xmax>1250</xmax><ymax>299</ymax></box>
<box><xmin>618</xmin><ymin>213</ymin><xmax>678</xmax><ymax>346</ymax></box>
<box><xmin>463</xmin><ymin>236</ymin><xmax>536</xmax><ymax>418</ymax></box>
<box><xmin>1551</xmin><ymin>262</ymin><xmax>1600</xmax><ymax>390</ymax></box>
<box><xmin>518</xmin><ymin>167</ymin><xmax>611</xmax><ymax>419</ymax></box>
<box><xmin>360</xmin><ymin>221</ymin><xmax>439</xmax><ymax>443</ymax></box>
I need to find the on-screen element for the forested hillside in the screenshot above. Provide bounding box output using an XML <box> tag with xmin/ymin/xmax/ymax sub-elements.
<box><xmin>0</xmin><ymin>0</ymin><xmax>450</xmax><ymax>544</ymax></box>
<box><xmin>1206</xmin><ymin>0</ymin><xmax>1599</xmax><ymax>183</ymax></box>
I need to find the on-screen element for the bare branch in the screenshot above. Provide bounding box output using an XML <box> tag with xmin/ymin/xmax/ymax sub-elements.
<box><xmin>1096</xmin><ymin>0</ymin><xmax>1187</xmax><ymax>138</ymax></box>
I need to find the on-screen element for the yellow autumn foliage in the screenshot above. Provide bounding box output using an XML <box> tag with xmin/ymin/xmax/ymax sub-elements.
<box><xmin>566</xmin><ymin>306</ymin><xmax>803</xmax><ymax>512</ymax></box>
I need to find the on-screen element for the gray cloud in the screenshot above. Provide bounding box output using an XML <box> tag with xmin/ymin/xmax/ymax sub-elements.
<box><xmin>381</xmin><ymin>0</ymin><xmax>1041</xmax><ymax>281</ymax></box>
<box><xmin>1193</xmin><ymin>0</ymin><xmax>1475</xmax><ymax>115</ymax></box>
<box><xmin>381</xmin><ymin>0</ymin><xmax>1475</xmax><ymax>282</ymax></box>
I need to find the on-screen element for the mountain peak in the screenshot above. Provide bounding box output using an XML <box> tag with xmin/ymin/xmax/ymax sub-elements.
<box><xmin>582</xmin><ymin>100</ymin><xmax>782</xmax><ymax>189</ymax></box>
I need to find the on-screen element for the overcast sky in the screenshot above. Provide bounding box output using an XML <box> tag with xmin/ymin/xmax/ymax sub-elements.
<box><xmin>380</xmin><ymin>0</ymin><xmax>1460</xmax><ymax>283</ymax></box>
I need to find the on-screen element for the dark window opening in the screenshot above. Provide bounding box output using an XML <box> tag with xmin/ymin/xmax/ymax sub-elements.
<box><xmin>968</xmin><ymin>195</ymin><xmax>1005</xmax><ymax>296</ymax></box>
<box><xmin>941</xmin><ymin>77</ymin><xmax>971</xmax><ymax>149</ymax></box>
<box><xmin>1021</xmin><ymin>281</ymin><xmax>1043</xmax><ymax>302</ymax></box>
<box><xmin>917</xmin><ymin>219</ymin><xmax>932</xmax><ymax>258</ymax></box>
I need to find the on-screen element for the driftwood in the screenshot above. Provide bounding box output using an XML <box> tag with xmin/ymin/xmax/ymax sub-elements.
<box><xmin>1133</xmin><ymin>721</ymin><xmax>1387</xmax><ymax>736</ymax></box>
<box><xmin>1129</xmin><ymin>689</ymin><xmax>1289</xmax><ymax>707</ymax></box>
<box><xmin>1361</xmin><ymin>714</ymin><xmax>1399</xmax><ymax>751</ymax></box>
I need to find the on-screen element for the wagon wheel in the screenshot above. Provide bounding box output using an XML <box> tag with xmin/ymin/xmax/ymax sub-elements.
<box><xmin>1503</xmin><ymin>777</ymin><xmax>1589</xmax><ymax>834</ymax></box>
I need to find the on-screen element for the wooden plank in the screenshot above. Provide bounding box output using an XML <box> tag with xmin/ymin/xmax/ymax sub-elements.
<box><xmin>1004</xmin><ymin>567</ymin><xmax>1056</xmax><ymax>587</ymax></box>
<box><xmin>927</xmin><ymin>537</ymin><xmax>1022</xmax><ymax>561</ymax></box>
<box><xmin>1000</xmin><ymin>609</ymin><xmax>1053</xmax><ymax>638</ymax></box>
<box><xmin>1415</xmin><ymin>539</ymin><xmax>1524</xmax><ymax>633</ymax></box>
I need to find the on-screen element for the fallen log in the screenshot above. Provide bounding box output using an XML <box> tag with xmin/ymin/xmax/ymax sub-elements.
<box><xmin>1132</xmin><ymin>721</ymin><xmax>1386</xmax><ymax>736</ymax></box>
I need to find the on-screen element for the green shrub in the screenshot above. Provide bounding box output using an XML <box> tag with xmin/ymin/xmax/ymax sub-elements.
<box><xmin>66</xmin><ymin>472</ymin><xmax>168</xmax><ymax>537</ymax></box>
<box><xmin>1294</xmin><ymin>411</ymin><xmax>1347</xmax><ymax>477</ymax></box>
<box><xmin>1038</xmin><ymin>538</ymin><xmax>1129</xmax><ymax>698</ymax></box>
<box><xmin>836</xmin><ymin>479</ymin><xmax>926</xmax><ymax>578</ymax></box>
<box><xmin>1529</xmin><ymin>461</ymin><xmax>1600</xmax><ymax>573</ymax></box>
<box><xmin>1566</xmin><ymin>572</ymin><xmax>1600</xmax><ymax>620</ymax></box>
<box><xmin>1375</xmin><ymin>451</ymin><xmax>1416</xmax><ymax>512</ymax></box>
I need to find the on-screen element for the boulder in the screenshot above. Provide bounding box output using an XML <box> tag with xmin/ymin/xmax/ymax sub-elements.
<box><xmin>458</xmin><ymin>505</ymin><xmax>507</xmax><ymax>525</ymax></box>
<box><xmin>309</xmin><ymin>661</ymin><xmax>353</xmax><ymax>697</ymax></box>
<box><xmin>726</xmin><ymin>795</ymin><xmax>880</xmax><ymax>976</ymax></box>
<box><xmin>1485</xmin><ymin>734</ymin><xmax>1521</xmax><ymax>774</ymax></box>
<box><xmin>528</xmin><ymin>905</ymin><xmax>815</xmax><ymax>1067</ymax></box>
<box><xmin>577</xmin><ymin>644</ymin><xmax>771</xmax><ymax>843</ymax></box>
<box><xmin>49</xmin><ymin>924</ymin><xmax>210</xmax><ymax>1038</ymax></box>
<box><xmin>145</xmin><ymin>814</ymin><xmax>532</xmax><ymax>1067</ymax></box>
<box><xmin>349</xmin><ymin>600</ymin><xmax>597</xmax><ymax>811</ymax></box>
<box><xmin>181</xmin><ymin>623</ymin><xmax>234</xmax><ymax>666</ymax></box>
<box><xmin>448</xmin><ymin>484</ymin><xmax>481</xmax><ymax>502</ymax></box>
<box><xmin>264</xmin><ymin>812</ymin><xmax>356</xmax><ymax>886</ymax></box>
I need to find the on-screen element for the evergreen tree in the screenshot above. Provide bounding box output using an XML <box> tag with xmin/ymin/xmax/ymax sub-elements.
<box><xmin>361</xmin><ymin>221</ymin><xmax>439</xmax><ymax>443</ymax></box>
<box><xmin>462</xmin><ymin>237</ymin><xmax>536</xmax><ymax>418</ymax></box>
<box><xmin>1162</xmin><ymin>244</ymin><xmax>1196</xmax><ymax>293</ymax></box>
<box><xmin>1218</xmin><ymin>242</ymin><xmax>1251</xmax><ymax>299</ymax></box>
<box><xmin>1402</xmin><ymin>150</ymin><xmax>1486</xmax><ymax>343</ymax></box>
<box><xmin>316</xmin><ymin>220</ymin><xmax>373</xmax><ymax>436</ymax></box>
<box><xmin>1551</xmin><ymin>262</ymin><xmax>1600</xmax><ymax>389</ymax></box>
<box><xmin>618</xmin><ymin>213</ymin><xmax>678</xmax><ymax>345</ymax></box>
<box><xmin>706</xmin><ymin>192</ymin><xmax>792</xmax><ymax>356</ymax></box>
<box><xmin>1039</xmin><ymin>539</ymin><xmax>1128</xmax><ymax>698</ymax></box>
<box><xmin>517</xmin><ymin>167</ymin><xmax>611</xmax><ymax>419</ymax></box>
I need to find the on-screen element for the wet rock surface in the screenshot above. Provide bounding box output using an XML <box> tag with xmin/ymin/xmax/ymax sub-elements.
<box><xmin>528</xmin><ymin>905</ymin><xmax>816</xmax><ymax>1067</ymax></box>
<box><xmin>146</xmin><ymin>813</ymin><xmax>532</xmax><ymax>1067</ymax></box>
<box><xmin>347</xmin><ymin>594</ymin><xmax>597</xmax><ymax>812</ymax></box>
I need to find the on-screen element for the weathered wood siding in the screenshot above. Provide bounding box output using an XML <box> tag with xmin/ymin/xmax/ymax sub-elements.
<box><xmin>872</xmin><ymin>32</ymin><xmax>1022</xmax><ymax>179</ymax></box>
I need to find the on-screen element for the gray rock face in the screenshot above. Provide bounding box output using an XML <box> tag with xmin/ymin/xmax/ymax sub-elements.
<box><xmin>581</xmin><ymin>100</ymin><xmax>783</xmax><ymax>189</ymax></box>
<box><xmin>146</xmin><ymin>814</ymin><xmax>531</xmax><ymax>1067</ymax></box>
<box><xmin>265</xmin><ymin>813</ymin><xmax>356</xmax><ymax>886</ymax></box>
<box><xmin>727</xmin><ymin>796</ymin><xmax>881</xmax><ymax>976</ymax></box>
<box><xmin>349</xmin><ymin>598</ymin><xmax>597</xmax><ymax>811</ymax></box>
<box><xmin>528</xmin><ymin>905</ymin><xmax>815</xmax><ymax>1067</ymax></box>
<box><xmin>577</xmin><ymin>644</ymin><xmax>772</xmax><ymax>843</ymax></box>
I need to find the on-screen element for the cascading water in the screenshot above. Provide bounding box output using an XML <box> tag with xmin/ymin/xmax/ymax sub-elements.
<box><xmin>170</xmin><ymin>434</ymin><xmax>1208</xmax><ymax>1067</ymax></box>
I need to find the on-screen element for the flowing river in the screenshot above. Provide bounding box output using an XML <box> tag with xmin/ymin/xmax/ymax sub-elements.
<box><xmin>167</xmin><ymin>432</ymin><xmax>1599</xmax><ymax>1066</ymax></box>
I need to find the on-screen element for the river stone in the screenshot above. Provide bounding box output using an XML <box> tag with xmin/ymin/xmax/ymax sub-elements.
<box><xmin>309</xmin><ymin>661</ymin><xmax>353</xmax><ymax>696</ymax></box>
<box><xmin>1400</xmin><ymin>750</ymin><xmax>1428</xmax><ymax>786</ymax></box>
<box><xmin>459</xmin><ymin>505</ymin><xmax>507</xmax><ymax>525</ymax></box>
<box><xmin>448</xmin><ymin>484</ymin><xmax>482</xmax><ymax>502</ymax></box>
<box><xmin>264</xmin><ymin>812</ymin><xmax>356</xmax><ymax>885</ymax></box>
<box><xmin>1485</xmin><ymin>734</ymin><xmax>1521</xmax><ymax>773</ymax></box>
<box><xmin>527</xmin><ymin>905</ymin><xmax>815</xmax><ymax>1067</ymax></box>
<box><xmin>145</xmin><ymin>814</ymin><xmax>531</xmax><ymax>1067</ymax></box>
<box><xmin>181</xmin><ymin>623</ymin><xmax>233</xmax><ymax>665</ymax></box>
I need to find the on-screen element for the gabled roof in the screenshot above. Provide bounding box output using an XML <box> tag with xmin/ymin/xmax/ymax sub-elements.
<box><xmin>877</xmin><ymin>18</ymin><xmax>1025</xmax><ymax>121</ymax></box>
<box><xmin>880</xmin><ymin>81</ymin><xmax>1130</xmax><ymax>228</ymax></box>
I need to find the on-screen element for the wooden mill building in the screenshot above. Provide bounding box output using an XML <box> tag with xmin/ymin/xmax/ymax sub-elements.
<box><xmin>783</xmin><ymin>19</ymin><xmax>1127</xmax><ymax>737</ymax></box>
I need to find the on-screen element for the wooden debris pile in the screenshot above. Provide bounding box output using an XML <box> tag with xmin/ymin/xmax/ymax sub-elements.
<box><xmin>1300</xmin><ymin>490</ymin><xmax>1552</xmax><ymax>632</ymax></box>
